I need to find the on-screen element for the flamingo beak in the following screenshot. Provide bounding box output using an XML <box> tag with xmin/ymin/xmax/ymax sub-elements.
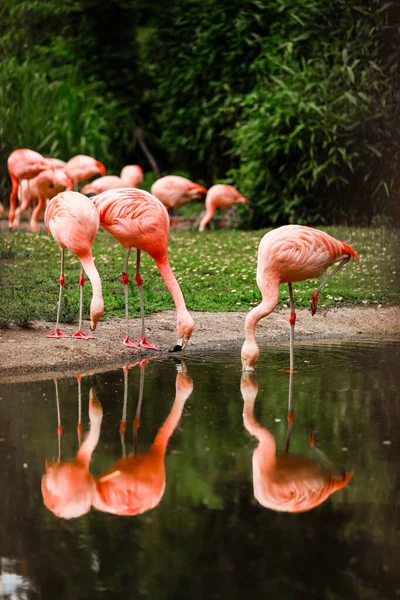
<box><xmin>169</xmin><ymin>336</ymin><xmax>190</xmax><ymax>352</ymax></box>
<box><xmin>96</xmin><ymin>161</ymin><xmax>106</xmax><ymax>176</ymax></box>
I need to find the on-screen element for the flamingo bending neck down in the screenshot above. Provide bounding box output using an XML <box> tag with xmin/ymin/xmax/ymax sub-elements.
<box><xmin>241</xmin><ymin>371</ymin><xmax>353</xmax><ymax>513</ymax></box>
<box><xmin>41</xmin><ymin>382</ymin><xmax>103</xmax><ymax>519</ymax></box>
<box><xmin>81</xmin><ymin>165</ymin><xmax>144</xmax><ymax>195</ymax></box>
<box><xmin>93</xmin><ymin>360</ymin><xmax>193</xmax><ymax>516</ymax></box>
<box><xmin>151</xmin><ymin>175</ymin><xmax>207</xmax><ymax>212</ymax></box>
<box><xmin>65</xmin><ymin>154</ymin><xmax>106</xmax><ymax>190</ymax></box>
<box><xmin>45</xmin><ymin>191</ymin><xmax>104</xmax><ymax>339</ymax></box>
<box><xmin>91</xmin><ymin>187</ymin><xmax>194</xmax><ymax>351</ymax></box>
<box><xmin>241</xmin><ymin>225</ymin><xmax>359</xmax><ymax>372</ymax></box>
<box><xmin>198</xmin><ymin>184</ymin><xmax>248</xmax><ymax>232</ymax></box>
<box><xmin>7</xmin><ymin>148</ymin><xmax>51</xmax><ymax>227</ymax></box>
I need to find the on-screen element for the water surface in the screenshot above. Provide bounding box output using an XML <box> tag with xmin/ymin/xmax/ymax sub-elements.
<box><xmin>0</xmin><ymin>342</ymin><xmax>399</xmax><ymax>599</ymax></box>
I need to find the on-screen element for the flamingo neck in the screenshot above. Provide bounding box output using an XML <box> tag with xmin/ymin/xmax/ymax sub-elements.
<box><xmin>77</xmin><ymin>421</ymin><xmax>101</xmax><ymax>466</ymax></box>
<box><xmin>154</xmin><ymin>254</ymin><xmax>189</xmax><ymax>320</ymax></box>
<box><xmin>80</xmin><ymin>254</ymin><xmax>103</xmax><ymax>306</ymax></box>
<box><xmin>244</xmin><ymin>293</ymin><xmax>278</xmax><ymax>343</ymax></box>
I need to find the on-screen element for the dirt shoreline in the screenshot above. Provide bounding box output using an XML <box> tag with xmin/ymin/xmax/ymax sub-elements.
<box><xmin>0</xmin><ymin>305</ymin><xmax>399</xmax><ymax>384</ymax></box>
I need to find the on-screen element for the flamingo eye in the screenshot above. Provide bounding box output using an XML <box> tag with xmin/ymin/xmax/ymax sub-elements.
<box><xmin>49</xmin><ymin>184</ymin><xmax>54</xmax><ymax>188</ymax></box>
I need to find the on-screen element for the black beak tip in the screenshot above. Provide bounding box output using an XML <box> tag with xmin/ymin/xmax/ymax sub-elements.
<box><xmin>169</xmin><ymin>344</ymin><xmax>183</xmax><ymax>353</ymax></box>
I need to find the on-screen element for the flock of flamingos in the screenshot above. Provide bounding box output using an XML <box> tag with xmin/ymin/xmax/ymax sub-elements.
<box><xmin>3</xmin><ymin>147</ymin><xmax>359</xmax><ymax>372</ymax></box>
<box><xmin>2</xmin><ymin>148</ymin><xmax>359</xmax><ymax>518</ymax></box>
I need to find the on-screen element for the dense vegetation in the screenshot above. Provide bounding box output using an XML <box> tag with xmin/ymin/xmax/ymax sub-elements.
<box><xmin>0</xmin><ymin>0</ymin><xmax>399</xmax><ymax>226</ymax></box>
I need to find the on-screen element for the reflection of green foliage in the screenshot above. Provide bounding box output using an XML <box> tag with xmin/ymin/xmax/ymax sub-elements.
<box><xmin>0</xmin><ymin>226</ymin><xmax>398</xmax><ymax>327</ymax></box>
<box><xmin>0</xmin><ymin>343</ymin><xmax>399</xmax><ymax>598</ymax></box>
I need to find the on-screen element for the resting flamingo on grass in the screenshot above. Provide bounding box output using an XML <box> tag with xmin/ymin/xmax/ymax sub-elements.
<box><xmin>151</xmin><ymin>175</ymin><xmax>206</xmax><ymax>212</ymax></box>
<box><xmin>199</xmin><ymin>184</ymin><xmax>248</xmax><ymax>231</ymax></box>
<box><xmin>65</xmin><ymin>154</ymin><xmax>106</xmax><ymax>189</ymax></box>
<box><xmin>12</xmin><ymin>168</ymin><xmax>73</xmax><ymax>232</ymax></box>
<box><xmin>7</xmin><ymin>148</ymin><xmax>51</xmax><ymax>227</ymax></box>
<box><xmin>91</xmin><ymin>187</ymin><xmax>194</xmax><ymax>351</ymax></box>
<box><xmin>81</xmin><ymin>165</ymin><xmax>143</xmax><ymax>195</ymax></box>
<box><xmin>241</xmin><ymin>225</ymin><xmax>359</xmax><ymax>372</ymax></box>
<box><xmin>45</xmin><ymin>191</ymin><xmax>104</xmax><ymax>339</ymax></box>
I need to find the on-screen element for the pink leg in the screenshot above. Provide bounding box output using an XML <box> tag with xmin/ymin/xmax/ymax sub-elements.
<box><xmin>136</xmin><ymin>250</ymin><xmax>159</xmax><ymax>350</ymax></box>
<box><xmin>288</xmin><ymin>282</ymin><xmax>297</xmax><ymax>373</ymax></box>
<box><xmin>48</xmin><ymin>249</ymin><xmax>69</xmax><ymax>338</ymax></box>
<box><xmin>29</xmin><ymin>193</ymin><xmax>45</xmax><ymax>232</ymax></box>
<box><xmin>311</xmin><ymin>257</ymin><xmax>350</xmax><ymax>315</ymax></box>
<box><xmin>122</xmin><ymin>248</ymin><xmax>139</xmax><ymax>348</ymax></box>
<box><xmin>8</xmin><ymin>174</ymin><xmax>19</xmax><ymax>227</ymax></box>
<box><xmin>73</xmin><ymin>268</ymin><xmax>95</xmax><ymax>339</ymax></box>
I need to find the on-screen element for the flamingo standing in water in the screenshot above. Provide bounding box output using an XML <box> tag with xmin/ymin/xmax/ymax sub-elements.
<box><xmin>81</xmin><ymin>165</ymin><xmax>143</xmax><ymax>195</ymax></box>
<box><xmin>65</xmin><ymin>154</ymin><xmax>106</xmax><ymax>190</ymax></box>
<box><xmin>11</xmin><ymin>168</ymin><xmax>73</xmax><ymax>231</ymax></box>
<box><xmin>91</xmin><ymin>187</ymin><xmax>194</xmax><ymax>351</ymax></box>
<box><xmin>151</xmin><ymin>175</ymin><xmax>207</xmax><ymax>212</ymax></box>
<box><xmin>41</xmin><ymin>383</ymin><xmax>103</xmax><ymax>519</ymax></box>
<box><xmin>93</xmin><ymin>361</ymin><xmax>193</xmax><ymax>516</ymax></box>
<box><xmin>241</xmin><ymin>372</ymin><xmax>353</xmax><ymax>513</ymax></box>
<box><xmin>7</xmin><ymin>148</ymin><xmax>51</xmax><ymax>227</ymax></box>
<box><xmin>45</xmin><ymin>191</ymin><xmax>104</xmax><ymax>339</ymax></box>
<box><xmin>241</xmin><ymin>225</ymin><xmax>359</xmax><ymax>372</ymax></box>
<box><xmin>198</xmin><ymin>184</ymin><xmax>248</xmax><ymax>232</ymax></box>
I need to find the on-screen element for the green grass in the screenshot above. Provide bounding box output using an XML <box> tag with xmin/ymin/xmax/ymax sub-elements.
<box><xmin>0</xmin><ymin>227</ymin><xmax>398</xmax><ymax>328</ymax></box>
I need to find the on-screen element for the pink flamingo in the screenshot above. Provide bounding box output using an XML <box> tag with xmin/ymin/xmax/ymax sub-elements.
<box><xmin>241</xmin><ymin>372</ymin><xmax>353</xmax><ymax>513</ymax></box>
<box><xmin>91</xmin><ymin>187</ymin><xmax>194</xmax><ymax>351</ymax></box>
<box><xmin>93</xmin><ymin>361</ymin><xmax>193</xmax><ymax>516</ymax></box>
<box><xmin>12</xmin><ymin>168</ymin><xmax>73</xmax><ymax>231</ymax></box>
<box><xmin>41</xmin><ymin>383</ymin><xmax>103</xmax><ymax>519</ymax></box>
<box><xmin>81</xmin><ymin>165</ymin><xmax>143</xmax><ymax>195</ymax></box>
<box><xmin>151</xmin><ymin>175</ymin><xmax>207</xmax><ymax>211</ymax></box>
<box><xmin>198</xmin><ymin>184</ymin><xmax>248</xmax><ymax>231</ymax></box>
<box><xmin>7</xmin><ymin>148</ymin><xmax>51</xmax><ymax>227</ymax></box>
<box><xmin>45</xmin><ymin>191</ymin><xmax>104</xmax><ymax>339</ymax></box>
<box><xmin>45</xmin><ymin>157</ymin><xmax>67</xmax><ymax>169</ymax></box>
<box><xmin>241</xmin><ymin>225</ymin><xmax>359</xmax><ymax>371</ymax></box>
<box><xmin>65</xmin><ymin>154</ymin><xmax>106</xmax><ymax>189</ymax></box>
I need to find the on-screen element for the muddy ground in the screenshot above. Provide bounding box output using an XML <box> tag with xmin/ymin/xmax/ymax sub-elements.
<box><xmin>1</xmin><ymin>305</ymin><xmax>399</xmax><ymax>383</ymax></box>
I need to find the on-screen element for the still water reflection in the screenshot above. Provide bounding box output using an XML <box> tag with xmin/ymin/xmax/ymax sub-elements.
<box><xmin>0</xmin><ymin>342</ymin><xmax>399</xmax><ymax>599</ymax></box>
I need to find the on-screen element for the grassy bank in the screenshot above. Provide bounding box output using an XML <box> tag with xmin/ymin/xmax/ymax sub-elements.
<box><xmin>0</xmin><ymin>226</ymin><xmax>398</xmax><ymax>328</ymax></box>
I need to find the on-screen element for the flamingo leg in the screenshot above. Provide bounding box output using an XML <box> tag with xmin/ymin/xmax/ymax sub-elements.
<box><xmin>311</xmin><ymin>257</ymin><xmax>350</xmax><ymax>315</ymax></box>
<box><xmin>8</xmin><ymin>174</ymin><xmax>19</xmax><ymax>228</ymax></box>
<box><xmin>133</xmin><ymin>361</ymin><xmax>145</xmax><ymax>454</ymax></box>
<box><xmin>288</xmin><ymin>282</ymin><xmax>297</xmax><ymax>373</ymax></box>
<box><xmin>120</xmin><ymin>366</ymin><xmax>129</xmax><ymax>457</ymax></box>
<box><xmin>73</xmin><ymin>268</ymin><xmax>95</xmax><ymax>339</ymax></box>
<box><xmin>136</xmin><ymin>249</ymin><xmax>159</xmax><ymax>350</ymax></box>
<box><xmin>54</xmin><ymin>378</ymin><xmax>63</xmax><ymax>460</ymax></box>
<box><xmin>122</xmin><ymin>248</ymin><xmax>139</xmax><ymax>348</ymax></box>
<box><xmin>76</xmin><ymin>375</ymin><xmax>83</xmax><ymax>445</ymax></box>
<box><xmin>284</xmin><ymin>370</ymin><xmax>295</xmax><ymax>452</ymax></box>
<box><xmin>48</xmin><ymin>249</ymin><xmax>69</xmax><ymax>338</ymax></box>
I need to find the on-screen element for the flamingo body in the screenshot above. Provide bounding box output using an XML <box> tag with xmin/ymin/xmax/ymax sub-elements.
<box><xmin>81</xmin><ymin>165</ymin><xmax>143</xmax><ymax>195</ymax></box>
<box><xmin>151</xmin><ymin>175</ymin><xmax>206</xmax><ymax>210</ymax></box>
<box><xmin>199</xmin><ymin>184</ymin><xmax>248</xmax><ymax>231</ymax></box>
<box><xmin>65</xmin><ymin>154</ymin><xmax>106</xmax><ymax>185</ymax></box>
<box><xmin>91</xmin><ymin>188</ymin><xmax>194</xmax><ymax>347</ymax></box>
<box><xmin>241</xmin><ymin>225</ymin><xmax>359</xmax><ymax>370</ymax></box>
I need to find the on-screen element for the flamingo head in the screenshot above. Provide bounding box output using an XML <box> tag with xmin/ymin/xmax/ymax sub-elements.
<box><xmin>188</xmin><ymin>182</ymin><xmax>207</xmax><ymax>199</ymax></box>
<box><xmin>241</xmin><ymin>339</ymin><xmax>260</xmax><ymax>371</ymax></box>
<box><xmin>90</xmin><ymin>297</ymin><xmax>105</xmax><ymax>331</ymax></box>
<box><xmin>240</xmin><ymin>371</ymin><xmax>259</xmax><ymax>401</ymax></box>
<box><xmin>170</xmin><ymin>311</ymin><xmax>195</xmax><ymax>352</ymax></box>
<box><xmin>96</xmin><ymin>161</ymin><xmax>107</xmax><ymax>176</ymax></box>
<box><xmin>236</xmin><ymin>194</ymin><xmax>248</xmax><ymax>204</ymax></box>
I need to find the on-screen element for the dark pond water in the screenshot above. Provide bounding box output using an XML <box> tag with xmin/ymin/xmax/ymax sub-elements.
<box><xmin>0</xmin><ymin>342</ymin><xmax>399</xmax><ymax>600</ymax></box>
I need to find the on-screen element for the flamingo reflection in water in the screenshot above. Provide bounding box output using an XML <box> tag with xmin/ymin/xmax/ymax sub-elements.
<box><xmin>93</xmin><ymin>360</ymin><xmax>193</xmax><ymax>516</ymax></box>
<box><xmin>41</xmin><ymin>377</ymin><xmax>103</xmax><ymax>519</ymax></box>
<box><xmin>241</xmin><ymin>372</ymin><xmax>353</xmax><ymax>513</ymax></box>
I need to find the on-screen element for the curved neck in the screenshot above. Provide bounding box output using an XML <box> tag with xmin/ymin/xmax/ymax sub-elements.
<box><xmin>151</xmin><ymin>393</ymin><xmax>186</xmax><ymax>454</ymax></box>
<box><xmin>244</xmin><ymin>293</ymin><xmax>279</xmax><ymax>343</ymax></box>
<box><xmin>77</xmin><ymin>419</ymin><xmax>101</xmax><ymax>467</ymax></box>
<box><xmin>154</xmin><ymin>254</ymin><xmax>187</xmax><ymax>317</ymax></box>
<box><xmin>80</xmin><ymin>254</ymin><xmax>103</xmax><ymax>303</ymax></box>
